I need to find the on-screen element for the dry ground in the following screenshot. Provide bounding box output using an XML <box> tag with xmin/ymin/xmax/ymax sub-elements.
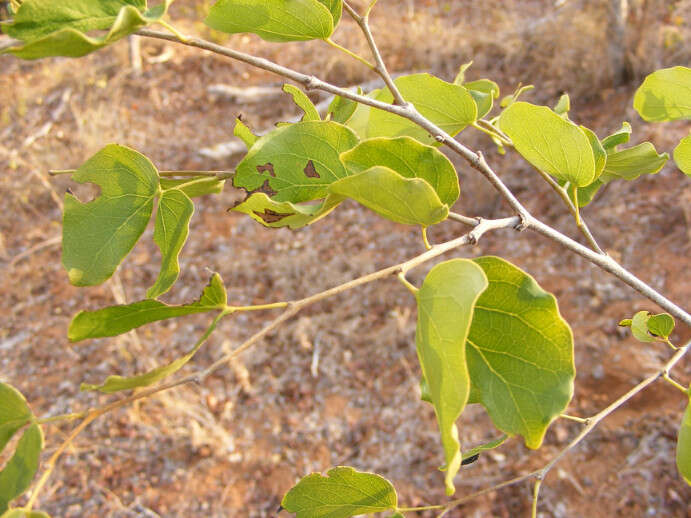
<box><xmin>1</xmin><ymin>0</ymin><xmax>691</xmax><ymax>516</ymax></box>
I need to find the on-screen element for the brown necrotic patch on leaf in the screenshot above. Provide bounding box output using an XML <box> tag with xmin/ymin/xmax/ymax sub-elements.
<box><xmin>256</xmin><ymin>209</ymin><xmax>291</xmax><ymax>223</ymax></box>
<box><xmin>256</xmin><ymin>179</ymin><xmax>277</xmax><ymax>197</ymax></box>
<box><xmin>303</xmin><ymin>160</ymin><xmax>320</xmax><ymax>178</ymax></box>
<box><xmin>257</xmin><ymin>162</ymin><xmax>276</xmax><ymax>177</ymax></box>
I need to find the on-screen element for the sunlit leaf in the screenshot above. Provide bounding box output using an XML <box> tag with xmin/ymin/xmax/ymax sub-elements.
<box><xmin>147</xmin><ymin>189</ymin><xmax>194</xmax><ymax>299</ymax></box>
<box><xmin>234</xmin><ymin>118</ymin><xmax>258</xmax><ymax>149</ymax></box>
<box><xmin>1</xmin><ymin>510</ymin><xmax>51</xmax><ymax>518</ymax></box>
<box><xmin>159</xmin><ymin>177</ymin><xmax>225</xmax><ymax>198</ymax></box>
<box><xmin>677</xmin><ymin>394</ymin><xmax>691</xmax><ymax>485</ymax></box>
<box><xmin>62</xmin><ymin>144</ymin><xmax>159</xmax><ymax>287</ymax></box>
<box><xmin>281</xmin><ymin>466</ymin><xmax>397</xmax><ymax>517</ymax></box>
<box><xmin>329</xmin><ymin>166</ymin><xmax>448</xmax><ymax>226</ymax></box>
<box><xmin>553</xmin><ymin>94</ymin><xmax>570</xmax><ymax>116</ymax></box>
<box><xmin>580</xmin><ymin>126</ymin><xmax>606</xmax><ymax>180</ymax></box>
<box><xmin>81</xmin><ymin>311</ymin><xmax>225</xmax><ymax>393</ymax></box>
<box><xmin>633</xmin><ymin>66</ymin><xmax>691</xmax><ymax>122</ymax></box>
<box><xmin>415</xmin><ymin>259</ymin><xmax>488</xmax><ymax>495</ymax></box>
<box><xmin>467</xmin><ymin>256</ymin><xmax>575</xmax><ymax>449</ymax></box>
<box><xmin>625</xmin><ymin>311</ymin><xmax>674</xmax><ymax>343</ymax></box>
<box><xmin>2</xmin><ymin>0</ymin><xmax>172</xmax><ymax>59</ymax></box>
<box><xmin>453</xmin><ymin>61</ymin><xmax>474</xmax><ymax>85</ymax></box>
<box><xmin>600</xmin><ymin>142</ymin><xmax>668</xmax><ymax>181</ymax></box>
<box><xmin>205</xmin><ymin>0</ymin><xmax>335</xmax><ymax>42</ymax></box>
<box><xmin>340</xmin><ymin>136</ymin><xmax>460</xmax><ymax>206</ymax></box>
<box><xmin>499</xmin><ymin>102</ymin><xmax>596</xmax><ymax>186</ymax></box>
<box><xmin>0</xmin><ymin>384</ymin><xmax>32</xmax><ymax>455</ymax></box>
<box><xmin>230</xmin><ymin>192</ymin><xmax>342</xmax><ymax>228</ymax></box>
<box><xmin>674</xmin><ymin>135</ymin><xmax>691</xmax><ymax>176</ymax></box>
<box><xmin>647</xmin><ymin>313</ymin><xmax>675</xmax><ymax>339</ymax></box>
<box><xmin>283</xmin><ymin>84</ymin><xmax>321</xmax><ymax>121</ymax></box>
<box><xmin>233</xmin><ymin>121</ymin><xmax>359</xmax><ymax>203</ymax></box>
<box><xmin>0</xmin><ymin>425</ymin><xmax>43</xmax><ymax>513</ymax></box>
<box><xmin>348</xmin><ymin>74</ymin><xmax>477</xmax><ymax>145</ymax></box>
<box><xmin>465</xmin><ymin>79</ymin><xmax>500</xmax><ymax>119</ymax></box>
<box><xmin>601</xmin><ymin>121</ymin><xmax>631</xmax><ymax>151</ymax></box>
<box><xmin>499</xmin><ymin>84</ymin><xmax>534</xmax><ymax>108</ymax></box>
<box><xmin>68</xmin><ymin>273</ymin><xmax>227</xmax><ymax>341</ymax></box>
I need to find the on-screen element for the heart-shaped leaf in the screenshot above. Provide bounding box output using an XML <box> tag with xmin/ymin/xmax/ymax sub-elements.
<box><xmin>281</xmin><ymin>466</ymin><xmax>397</xmax><ymax>517</ymax></box>
<box><xmin>466</xmin><ymin>256</ymin><xmax>575</xmax><ymax>449</ymax></box>
<box><xmin>415</xmin><ymin>259</ymin><xmax>488</xmax><ymax>495</ymax></box>
<box><xmin>633</xmin><ymin>66</ymin><xmax>691</xmax><ymax>122</ymax></box>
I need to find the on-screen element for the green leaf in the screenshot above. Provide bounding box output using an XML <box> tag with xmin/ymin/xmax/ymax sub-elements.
<box><xmin>234</xmin><ymin>118</ymin><xmax>258</xmax><ymax>149</ymax></box>
<box><xmin>580</xmin><ymin>126</ymin><xmax>606</xmax><ymax>180</ymax></box>
<box><xmin>159</xmin><ymin>177</ymin><xmax>225</xmax><ymax>198</ymax></box>
<box><xmin>62</xmin><ymin>144</ymin><xmax>159</xmax><ymax>287</ymax></box>
<box><xmin>499</xmin><ymin>102</ymin><xmax>596</xmax><ymax>186</ymax></box>
<box><xmin>553</xmin><ymin>94</ymin><xmax>570</xmax><ymax>116</ymax></box>
<box><xmin>328</xmin><ymin>89</ymin><xmax>361</xmax><ymax>125</ymax></box>
<box><xmin>467</xmin><ymin>256</ymin><xmax>575</xmax><ymax>449</ymax></box>
<box><xmin>462</xmin><ymin>434</ymin><xmax>509</xmax><ymax>461</ymax></box>
<box><xmin>317</xmin><ymin>0</ymin><xmax>342</xmax><ymax>28</ymax></box>
<box><xmin>233</xmin><ymin>121</ymin><xmax>359</xmax><ymax>203</ymax></box>
<box><xmin>631</xmin><ymin>311</ymin><xmax>657</xmax><ymax>341</ymax></box>
<box><xmin>633</xmin><ymin>66</ymin><xmax>691</xmax><ymax>122</ymax></box>
<box><xmin>674</xmin><ymin>135</ymin><xmax>691</xmax><ymax>176</ymax></box>
<box><xmin>340</xmin><ymin>136</ymin><xmax>460</xmax><ymax>206</ymax></box>
<box><xmin>415</xmin><ymin>259</ymin><xmax>489</xmax><ymax>495</ymax></box>
<box><xmin>147</xmin><ymin>189</ymin><xmax>194</xmax><ymax>299</ymax></box>
<box><xmin>677</xmin><ymin>394</ymin><xmax>691</xmax><ymax>485</ymax></box>
<box><xmin>68</xmin><ymin>273</ymin><xmax>227</xmax><ymax>341</ymax></box>
<box><xmin>453</xmin><ymin>61</ymin><xmax>474</xmax><ymax>85</ymax></box>
<box><xmin>499</xmin><ymin>84</ymin><xmax>534</xmax><ymax>108</ymax></box>
<box><xmin>204</xmin><ymin>0</ymin><xmax>335</xmax><ymax>42</ymax></box>
<box><xmin>230</xmin><ymin>192</ymin><xmax>342</xmax><ymax>228</ymax></box>
<box><xmin>572</xmin><ymin>178</ymin><xmax>605</xmax><ymax>208</ymax></box>
<box><xmin>1</xmin><ymin>511</ymin><xmax>51</xmax><ymax>518</ymax></box>
<box><xmin>348</xmin><ymin>74</ymin><xmax>477</xmax><ymax>145</ymax></box>
<box><xmin>0</xmin><ymin>384</ymin><xmax>32</xmax><ymax>455</ymax></box>
<box><xmin>0</xmin><ymin>425</ymin><xmax>43</xmax><ymax>513</ymax></box>
<box><xmin>600</xmin><ymin>142</ymin><xmax>668</xmax><ymax>181</ymax></box>
<box><xmin>601</xmin><ymin>122</ymin><xmax>632</xmax><ymax>151</ymax></box>
<box><xmin>281</xmin><ymin>466</ymin><xmax>397</xmax><ymax>517</ymax></box>
<box><xmin>81</xmin><ymin>311</ymin><xmax>225</xmax><ymax>393</ymax></box>
<box><xmin>329</xmin><ymin>166</ymin><xmax>448</xmax><ymax>226</ymax></box>
<box><xmin>647</xmin><ymin>313</ymin><xmax>675</xmax><ymax>339</ymax></box>
<box><xmin>283</xmin><ymin>84</ymin><xmax>321</xmax><ymax>122</ymax></box>
<box><xmin>2</xmin><ymin>0</ymin><xmax>172</xmax><ymax>59</ymax></box>
<box><xmin>465</xmin><ymin>79</ymin><xmax>500</xmax><ymax>119</ymax></box>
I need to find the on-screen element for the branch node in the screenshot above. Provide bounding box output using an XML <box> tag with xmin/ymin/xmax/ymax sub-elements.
<box><xmin>435</xmin><ymin>134</ymin><xmax>446</xmax><ymax>143</ymax></box>
<box><xmin>304</xmin><ymin>76</ymin><xmax>320</xmax><ymax>90</ymax></box>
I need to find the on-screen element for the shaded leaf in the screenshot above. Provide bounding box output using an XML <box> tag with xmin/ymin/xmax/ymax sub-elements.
<box><xmin>600</xmin><ymin>142</ymin><xmax>668</xmax><ymax>181</ymax></box>
<box><xmin>580</xmin><ymin>126</ymin><xmax>606</xmax><ymax>180</ymax></box>
<box><xmin>467</xmin><ymin>256</ymin><xmax>575</xmax><ymax>449</ymax></box>
<box><xmin>674</xmin><ymin>135</ymin><xmax>691</xmax><ymax>176</ymax></box>
<box><xmin>572</xmin><ymin>178</ymin><xmax>605</xmax><ymax>208</ymax></box>
<box><xmin>328</xmin><ymin>88</ymin><xmax>361</xmax><ymax>124</ymax></box>
<box><xmin>81</xmin><ymin>311</ymin><xmax>225</xmax><ymax>393</ymax></box>
<box><xmin>340</xmin><ymin>136</ymin><xmax>460</xmax><ymax>206</ymax></box>
<box><xmin>62</xmin><ymin>144</ymin><xmax>159</xmax><ymax>287</ymax></box>
<box><xmin>601</xmin><ymin>121</ymin><xmax>632</xmax><ymax>151</ymax></box>
<box><xmin>499</xmin><ymin>102</ymin><xmax>596</xmax><ymax>186</ymax></box>
<box><xmin>68</xmin><ymin>273</ymin><xmax>227</xmax><ymax>341</ymax></box>
<box><xmin>2</xmin><ymin>0</ymin><xmax>172</xmax><ymax>59</ymax></box>
<box><xmin>283</xmin><ymin>84</ymin><xmax>320</xmax><ymax>121</ymax></box>
<box><xmin>159</xmin><ymin>177</ymin><xmax>225</xmax><ymax>198</ymax></box>
<box><xmin>0</xmin><ymin>425</ymin><xmax>43</xmax><ymax>513</ymax></box>
<box><xmin>329</xmin><ymin>166</ymin><xmax>448</xmax><ymax>226</ymax></box>
<box><xmin>0</xmin><ymin>384</ymin><xmax>32</xmax><ymax>455</ymax></box>
<box><xmin>230</xmin><ymin>192</ymin><xmax>342</xmax><ymax>228</ymax></box>
<box><xmin>348</xmin><ymin>74</ymin><xmax>477</xmax><ymax>145</ymax></box>
<box><xmin>677</xmin><ymin>394</ymin><xmax>691</xmax><ymax>485</ymax></box>
<box><xmin>627</xmin><ymin>311</ymin><xmax>673</xmax><ymax>343</ymax></box>
<box><xmin>415</xmin><ymin>259</ymin><xmax>489</xmax><ymax>495</ymax></box>
<box><xmin>204</xmin><ymin>0</ymin><xmax>335</xmax><ymax>42</ymax></box>
<box><xmin>147</xmin><ymin>189</ymin><xmax>194</xmax><ymax>299</ymax></box>
<box><xmin>553</xmin><ymin>94</ymin><xmax>570</xmax><ymax>116</ymax></box>
<box><xmin>465</xmin><ymin>79</ymin><xmax>500</xmax><ymax>119</ymax></box>
<box><xmin>233</xmin><ymin>121</ymin><xmax>359</xmax><ymax>203</ymax></box>
<box><xmin>633</xmin><ymin>66</ymin><xmax>691</xmax><ymax>122</ymax></box>
<box><xmin>462</xmin><ymin>434</ymin><xmax>509</xmax><ymax>462</ymax></box>
<box><xmin>281</xmin><ymin>466</ymin><xmax>397</xmax><ymax>517</ymax></box>
<box><xmin>647</xmin><ymin>313</ymin><xmax>675</xmax><ymax>339</ymax></box>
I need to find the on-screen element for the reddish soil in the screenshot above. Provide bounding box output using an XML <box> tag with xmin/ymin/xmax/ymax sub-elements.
<box><xmin>1</xmin><ymin>1</ymin><xmax>690</xmax><ymax>517</ymax></box>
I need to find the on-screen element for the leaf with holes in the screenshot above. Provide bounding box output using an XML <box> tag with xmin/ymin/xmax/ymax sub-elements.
<box><xmin>677</xmin><ymin>393</ymin><xmax>691</xmax><ymax>485</ymax></box>
<box><xmin>81</xmin><ymin>311</ymin><xmax>226</xmax><ymax>393</ymax></box>
<box><xmin>674</xmin><ymin>135</ymin><xmax>691</xmax><ymax>176</ymax></box>
<box><xmin>62</xmin><ymin>144</ymin><xmax>159</xmax><ymax>287</ymax></box>
<box><xmin>329</xmin><ymin>166</ymin><xmax>448</xmax><ymax>226</ymax></box>
<box><xmin>233</xmin><ymin>121</ymin><xmax>359</xmax><ymax>204</ymax></box>
<box><xmin>68</xmin><ymin>273</ymin><xmax>227</xmax><ymax>341</ymax></box>
<box><xmin>147</xmin><ymin>189</ymin><xmax>194</xmax><ymax>299</ymax></box>
<box><xmin>230</xmin><ymin>192</ymin><xmax>343</xmax><ymax>228</ymax></box>
<box><xmin>466</xmin><ymin>256</ymin><xmax>575</xmax><ymax>449</ymax></box>
<box><xmin>281</xmin><ymin>466</ymin><xmax>397</xmax><ymax>517</ymax></box>
<box><xmin>2</xmin><ymin>0</ymin><xmax>172</xmax><ymax>59</ymax></box>
<box><xmin>415</xmin><ymin>259</ymin><xmax>488</xmax><ymax>495</ymax></box>
<box><xmin>0</xmin><ymin>424</ymin><xmax>43</xmax><ymax>513</ymax></box>
<box><xmin>204</xmin><ymin>0</ymin><xmax>337</xmax><ymax>42</ymax></box>
<box><xmin>340</xmin><ymin>136</ymin><xmax>460</xmax><ymax>206</ymax></box>
<box><xmin>499</xmin><ymin>102</ymin><xmax>596</xmax><ymax>187</ymax></box>
<box><xmin>633</xmin><ymin>66</ymin><xmax>691</xmax><ymax>122</ymax></box>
